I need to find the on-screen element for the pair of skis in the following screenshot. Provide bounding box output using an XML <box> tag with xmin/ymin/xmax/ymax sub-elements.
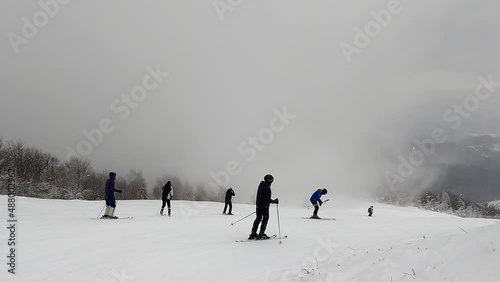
<box><xmin>235</xmin><ymin>234</ymin><xmax>288</xmax><ymax>243</ymax></box>
<box><xmin>301</xmin><ymin>217</ymin><xmax>336</xmax><ymax>220</ymax></box>
<box><xmin>306</xmin><ymin>199</ymin><xmax>335</xmax><ymax>220</ymax></box>
<box><xmin>91</xmin><ymin>216</ymin><xmax>134</xmax><ymax>220</ymax></box>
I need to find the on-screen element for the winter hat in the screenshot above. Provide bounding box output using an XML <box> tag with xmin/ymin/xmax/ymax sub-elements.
<box><xmin>109</xmin><ymin>172</ymin><xmax>116</xmax><ymax>179</ymax></box>
<box><xmin>264</xmin><ymin>174</ymin><xmax>274</xmax><ymax>183</ymax></box>
<box><xmin>322</xmin><ymin>188</ymin><xmax>328</xmax><ymax>194</ymax></box>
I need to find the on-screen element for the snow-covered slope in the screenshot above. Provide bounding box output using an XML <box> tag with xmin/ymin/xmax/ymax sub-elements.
<box><xmin>0</xmin><ymin>196</ymin><xmax>498</xmax><ymax>282</ymax></box>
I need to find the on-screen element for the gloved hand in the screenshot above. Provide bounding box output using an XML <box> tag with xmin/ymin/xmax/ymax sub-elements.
<box><xmin>116</xmin><ymin>189</ymin><xmax>122</xmax><ymax>193</ymax></box>
<box><xmin>319</xmin><ymin>202</ymin><xmax>322</xmax><ymax>206</ymax></box>
<box><xmin>273</xmin><ymin>198</ymin><xmax>279</xmax><ymax>204</ymax></box>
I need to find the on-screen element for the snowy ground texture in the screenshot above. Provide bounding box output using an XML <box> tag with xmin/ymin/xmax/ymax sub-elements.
<box><xmin>1</xmin><ymin>196</ymin><xmax>499</xmax><ymax>282</ymax></box>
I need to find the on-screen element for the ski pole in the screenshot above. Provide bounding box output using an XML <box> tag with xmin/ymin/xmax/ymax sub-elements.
<box><xmin>307</xmin><ymin>198</ymin><xmax>329</xmax><ymax>209</ymax></box>
<box><xmin>230</xmin><ymin>211</ymin><xmax>256</xmax><ymax>226</ymax></box>
<box><xmin>276</xmin><ymin>203</ymin><xmax>282</xmax><ymax>244</ymax></box>
<box><xmin>97</xmin><ymin>203</ymin><xmax>106</xmax><ymax>219</ymax></box>
<box><xmin>115</xmin><ymin>190</ymin><xmax>120</xmax><ymax>205</ymax></box>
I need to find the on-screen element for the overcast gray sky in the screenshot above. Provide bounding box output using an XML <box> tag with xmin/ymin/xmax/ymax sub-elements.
<box><xmin>1</xmin><ymin>1</ymin><xmax>500</xmax><ymax>205</ymax></box>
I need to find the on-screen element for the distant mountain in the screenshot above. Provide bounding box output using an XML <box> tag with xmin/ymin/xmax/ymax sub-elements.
<box><xmin>427</xmin><ymin>135</ymin><xmax>500</xmax><ymax>202</ymax></box>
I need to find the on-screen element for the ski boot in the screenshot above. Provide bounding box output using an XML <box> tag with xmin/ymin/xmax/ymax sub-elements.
<box><xmin>109</xmin><ymin>207</ymin><xmax>118</xmax><ymax>219</ymax></box>
<box><xmin>160</xmin><ymin>208</ymin><xmax>164</xmax><ymax>215</ymax></box>
<box><xmin>248</xmin><ymin>232</ymin><xmax>258</xmax><ymax>240</ymax></box>
<box><xmin>101</xmin><ymin>206</ymin><xmax>111</xmax><ymax>219</ymax></box>
<box><xmin>258</xmin><ymin>233</ymin><xmax>270</xmax><ymax>240</ymax></box>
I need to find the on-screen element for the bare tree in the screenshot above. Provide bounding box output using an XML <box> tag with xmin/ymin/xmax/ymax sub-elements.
<box><xmin>79</xmin><ymin>170</ymin><xmax>108</xmax><ymax>200</ymax></box>
<box><xmin>0</xmin><ymin>136</ymin><xmax>225</xmax><ymax>202</ymax></box>
<box><xmin>46</xmin><ymin>156</ymin><xmax>61</xmax><ymax>186</ymax></box>
<box><xmin>151</xmin><ymin>178</ymin><xmax>163</xmax><ymax>199</ymax></box>
<box><xmin>24</xmin><ymin>147</ymin><xmax>52</xmax><ymax>182</ymax></box>
<box><xmin>193</xmin><ymin>181</ymin><xmax>225</xmax><ymax>202</ymax></box>
<box><xmin>169</xmin><ymin>175</ymin><xmax>189</xmax><ymax>200</ymax></box>
<box><xmin>0</xmin><ymin>137</ymin><xmax>8</xmax><ymax>170</ymax></box>
<box><xmin>115</xmin><ymin>177</ymin><xmax>128</xmax><ymax>200</ymax></box>
<box><xmin>64</xmin><ymin>156</ymin><xmax>93</xmax><ymax>198</ymax></box>
<box><xmin>7</xmin><ymin>140</ymin><xmax>26</xmax><ymax>178</ymax></box>
<box><xmin>151</xmin><ymin>174</ymin><xmax>224</xmax><ymax>201</ymax></box>
<box><xmin>126</xmin><ymin>169</ymin><xmax>148</xmax><ymax>199</ymax></box>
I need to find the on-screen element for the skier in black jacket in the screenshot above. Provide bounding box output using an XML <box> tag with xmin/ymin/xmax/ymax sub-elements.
<box><xmin>223</xmin><ymin>187</ymin><xmax>235</xmax><ymax>215</ymax></box>
<box><xmin>249</xmin><ymin>174</ymin><xmax>278</xmax><ymax>239</ymax></box>
<box><xmin>368</xmin><ymin>206</ymin><xmax>373</xmax><ymax>217</ymax></box>
<box><xmin>160</xmin><ymin>181</ymin><xmax>173</xmax><ymax>216</ymax></box>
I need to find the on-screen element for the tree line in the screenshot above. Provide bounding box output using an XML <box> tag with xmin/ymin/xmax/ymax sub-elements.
<box><xmin>0</xmin><ymin>137</ymin><xmax>224</xmax><ymax>201</ymax></box>
<box><xmin>376</xmin><ymin>185</ymin><xmax>500</xmax><ymax>219</ymax></box>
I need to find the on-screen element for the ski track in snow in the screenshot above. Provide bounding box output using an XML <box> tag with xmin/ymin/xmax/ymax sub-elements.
<box><xmin>0</xmin><ymin>196</ymin><xmax>499</xmax><ymax>282</ymax></box>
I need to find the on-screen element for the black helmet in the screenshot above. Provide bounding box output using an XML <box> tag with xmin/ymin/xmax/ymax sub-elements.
<box><xmin>322</xmin><ymin>188</ymin><xmax>328</xmax><ymax>194</ymax></box>
<box><xmin>264</xmin><ymin>174</ymin><xmax>274</xmax><ymax>183</ymax></box>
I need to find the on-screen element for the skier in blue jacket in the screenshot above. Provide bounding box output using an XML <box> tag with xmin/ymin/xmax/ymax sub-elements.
<box><xmin>310</xmin><ymin>188</ymin><xmax>328</xmax><ymax>219</ymax></box>
<box><xmin>102</xmin><ymin>172</ymin><xmax>122</xmax><ymax>219</ymax></box>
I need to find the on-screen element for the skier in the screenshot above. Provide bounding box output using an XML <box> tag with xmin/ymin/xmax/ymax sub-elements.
<box><xmin>223</xmin><ymin>187</ymin><xmax>235</xmax><ymax>215</ymax></box>
<box><xmin>103</xmin><ymin>172</ymin><xmax>122</xmax><ymax>219</ymax></box>
<box><xmin>368</xmin><ymin>206</ymin><xmax>373</xmax><ymax>217</ymax></box>
<box><xmin>248</xmin><ymin>174</ymin><xmax>279</xmax><ymax>240</ymax></box>
<box><xmin>160</xmin><ymin>181</ymin><xmax>174</xmax><ymax>216</ymax></box>
<box><xmin>310</xmin><ymin>188</ymin><xmax>328</xmax><ymax>219</ymax></box>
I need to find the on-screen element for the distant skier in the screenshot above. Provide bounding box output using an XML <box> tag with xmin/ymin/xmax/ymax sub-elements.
<box><xmin>160</xmin><ymin>181</ymin><xmax>174</xmax><ymax>216</ymax></box>
<box><xmin>223</xmin><ymin>187</ymin><xmax>235</xmax><ymax>215</ymax></box>
<box><xmin>368</xmin><ymin>206</ymin><xmax>373</xmax><ymax>217</ymax></box>
<box><xmin>249</xmin><ymin>174</ymin><xmax>279</xmax><ymax>240</ymax></box>
<box><xmin>103</xmin><ymin>172</ymin><xmax>122</xmax><ymax>219</ymax></box>
<box><xmin>310</xmin><ymin>188</ymin><xmax>328</xmax><ymax>219</ymax></box>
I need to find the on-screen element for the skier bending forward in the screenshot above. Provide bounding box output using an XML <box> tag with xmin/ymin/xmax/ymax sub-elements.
<box><xmin>310</xmin><ymin>188</ymin><xmax>327</xmax><ymax>219</ymax></box>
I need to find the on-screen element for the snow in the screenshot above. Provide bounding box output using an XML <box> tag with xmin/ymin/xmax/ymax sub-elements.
<box><xmin>468</xmin><ymin>145</ymin><xmax>490</xmax><ymax>158</ymax></box>
<box><xmin>469</xmin><ymin>133</ymin><xmax>500</xmax><ymax>138</ymax></box>
<box><xmin>1</xmin><ymin>196</ymin><xmax>499</xmax><ymax>282</ymax></box>
<box><xmin>489</xmin><ymin>200</ymin><xmax>500</xmax><ymax>208</ymax></box>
